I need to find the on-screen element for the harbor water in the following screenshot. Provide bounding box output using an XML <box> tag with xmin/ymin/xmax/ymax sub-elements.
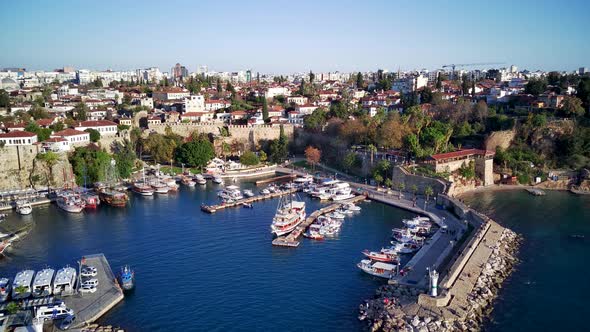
<box><xmin>0</xmin><ymin>180</ymin><xmax>415</xmax><ymax>331</ymax></box>
<box><xmin>463</xmin><ymin>190</ymin><xmax>590</xmax><ymax>332</ymax></box>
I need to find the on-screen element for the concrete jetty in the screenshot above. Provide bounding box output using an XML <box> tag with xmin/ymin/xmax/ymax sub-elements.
<box><xmin>272</xmin><ymin>195</ymin><xmax>366</xmax><ymax>247</ymax></box>
<box><xmin>67</xmin><ymin>254</ymin><xmax>124</xmax><ymax>329</ymax></box>
<box><xmin>201</xmin><ymin>188</ymin><xmax>297</xmax><ymax>213</ymax></box>
<box><xmin>254</xmin><ymin>174</ymin><xmax>296</xmax><ymax>185</ymax></box>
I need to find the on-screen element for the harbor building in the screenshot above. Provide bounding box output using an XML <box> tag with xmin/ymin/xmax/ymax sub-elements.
<box><xmin>423</xmin><ymin>149</ymin><xmax>495</xmax><ymax>186</ymax></box>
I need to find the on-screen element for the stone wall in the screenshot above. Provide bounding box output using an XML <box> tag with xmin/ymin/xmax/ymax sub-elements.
<box><xmin>146</xmin><ymin>123</ymin><xmax>294</xmax><ymax>149</ymax></box>
<box><xmin>0</xmin><ymin>146</ymin><xmax>72</xmax><ymax>190</ymax></box>
<box><xmin>392</xmin><ymin>166</ymin><xmax>449</xmax><ymax>196</ymax></box>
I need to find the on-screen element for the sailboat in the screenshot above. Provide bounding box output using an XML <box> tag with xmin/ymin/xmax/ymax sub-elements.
<box><xmin>98</xmin><ymin>160</ymin><xmax>128</xmax><ymax>207</ymax></box>
<box><xmin>270</xmin><ymin>190</ymin><xmax>306</xmax><ymax>237</ymax></box>
<box><xmin>132</xmin><ymin>169</ymin><xmax>154</xmax><ymax>196</ymax></box>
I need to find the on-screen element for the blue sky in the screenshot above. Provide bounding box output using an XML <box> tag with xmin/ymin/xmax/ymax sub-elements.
<box><xmin>1</xmin><ymin>0</ymin><xmax>589</xmax><ymax>73</ymax></box>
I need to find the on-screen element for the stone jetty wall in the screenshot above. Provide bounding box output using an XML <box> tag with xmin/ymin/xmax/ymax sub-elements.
<box><xmin>359</xmin><ymin>194</ymin><xmax>522</xmax><ymax>332</ymax></box>
<box><xmin>392</xmin><ymin>166</ymin><xmax>449</xmax><ymax>197</ymax></box>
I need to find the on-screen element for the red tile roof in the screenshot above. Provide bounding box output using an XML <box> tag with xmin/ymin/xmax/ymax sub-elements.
<box><xmin>52</xmin><ymin>129</ymin><xmax>89</xmax><ymax>137</ymax></box>
<box><xmin>0</xmin><ymin>131</ymin><xmax>37</xmax><ymax>138</ymax></box>
<box><xmin>429</xmin><ymin>149</ymin><xmax>494</xmax><ymax>161</ymax></box>
<box><xmin>77</xmin><ymin>120</ymin><xmax>117</xmax><ymax>127</ymax></box>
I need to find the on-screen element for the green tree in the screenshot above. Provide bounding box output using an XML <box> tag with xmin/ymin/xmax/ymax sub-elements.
<box><xmin>411</xmin><ymin>184</ymin><xmax>418</xmax><ymax>201</ymax></box>
<box><xmin>0</xmin><ymin>89</ymin><xmax>10</xmax><ymax>108</ymax></box>
<box><xmin>6</xmin><ymin>302</ymin><xmax>20</xmax><ymax>315</ymax></box>
<box><xmin>73</xmin><ymin>102</ymin><xmax>88</xmax><ymax>121</ymax></box>
<box><xmin>259</xmin><ymin>150</ymin><xmax>267</xmax><ymax>163</ymax></box>
<box><xmin>342</xmin><ymin>152</ymin><xmax>358</xmax><ymax>172</ymax></box>
<box><xmin>28</xmin><ymin>105</ymin><xmax>49</xmax><ymax>120</ymax></box>
<box><xmin>524</xmin><ymin>77</ymin><xmax>547</xmax><ymax>96</ymax></box>
<box><xmin>69</xmin><ymin>146</ymin><xmax>112</xmax><ymax>185</ymax></box>
<box><xmin>373</xmin><ymin>174</ymin><xmax>383</xmax><ymax>186</ymax></box>
<box><xmin>144</xmin><ymin>133</ymin><xmax>177</xmax><ymax>164</ymax></box>
<box><xmin>269</xmin><ymin>125</ymin><xmax>289</xmax><ymax>163</ymax></box>
<box><xmin>36</xmin><ymin>151</ymin><xmax>60</xmax><ymax>187</ymax></box>
<box><xmin>85</xmin><ymin>128</ymin><xmax>101</xmax><ymax>142</ymax></box>
<box><xmin>240</xmin><ymin>151</ymin><xmax>260</xmax><ymax>166</ymax></box>
<box><xmin>424</xmin><ymin>186</ymin><xmax>434</xmax><ymax>209</ymax></box>
<box><xmin>303</xmin><ymin>108</ymin><xmax>327</xmax><ymax>132</ymax></box>
<box><xmin>112</xmin><ymin>139</ymin><xmax>136</xmax><ymax>179</ymax></box>
<box><xmin>398</xmin><ymin>182</ymin><xmax>405</xmax><ymax>199</ymax></box>
<box><xmin>356</xmin><ymin>72</ymin><xmax>364</xmax><ymax>89</ymax></box>
<box><xmin>175</xmin><ymin>138</ymin><xmax>215</xmax><ymax>169</ymax></box>
<box><xmin>367</xmin><ymin>144</ymin><xmax>377</xmax><ymax>165</ymax></box>
<box><xmin>384</xmin><ymin>178</ymin><xmax>393</xmax><ymax>188</ymax></box>
<box><xmin>329</xmin><ymin>100</ymin><xmax>349</xmax><ymax>119</ymax></box>
<box><xmin>561</xmin><ymin>96</ymin><xmax>585</xmax><ymax>117</ymax></box>
<box><xmin>576</xmin><ymin>77</ymin><xmax>590</xmax><ymax>109</ymax></box>
<box><xmin>262</xmin><ymin>98</ymin><xmax>269</xmax><ymax>122</ymax></box>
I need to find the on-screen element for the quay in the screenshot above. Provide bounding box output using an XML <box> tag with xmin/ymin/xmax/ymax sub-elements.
<box><xmin>201</xmin><ymin>188</ymin><xmax>297</xmax><ymax>213</ymax></box>
<box><xmin>272</xmin><ymin>195</ymin><xmax>366</xmax><ymax>247</ymax></box>
<box><xmin>254</xmin><ymin>174</ymin><xmax>296</xmax><ymax>185</ymax></box>
<box><xmin>67</xmin><ymin>254</ymin><xmax>124</xmax><ymax>329</ymax></box>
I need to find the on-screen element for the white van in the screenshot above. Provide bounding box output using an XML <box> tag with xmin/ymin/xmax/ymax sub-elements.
<box><xmin>35</xmin><ymin>304</ymin><xmax>74</xmax><ymax>321</ymax></box>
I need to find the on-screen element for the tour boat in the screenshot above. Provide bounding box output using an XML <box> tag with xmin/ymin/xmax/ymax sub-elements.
<box><xmin>402</xmin><ymin>216</ymin><xmax>431</xmax><ymax>227</ymax></box>
<box><xmin>32</xmin><ymin>268</ymin><xmax>55</xmax><ymax>298</ymax></box>
<box><xmin>132</xmin><ymin>181</ymin><xmax>155</xmax><ymax>196</ymax></box>
<box><xmin>294</xmin><ymin>175</ymin><xmax>314</xmax><ymax>184</ymax></box>
<box><xmin>53</xmin><ymin>266</ymin><xmax>77</xmax><ymax>296</ymax></box>
<box><xmin>16</xmin><ymin>201</ymin><xmax>33</xmax><ymax>215</ymax></box>
<box><xmin>357</xmin><ymin>259</ymin><xmax>397</xmax><ymax>279</ymax></box>
<box><xmin>194</xmin><ymin>174</ymin><xmax>207</xmax><ymax>185</ymax></box>
<box><xmin>151</xmin><ymin>181</ymin><xmax>170</xmax><ymax>194</ymax></box>
<box><xmin>181</xmin><ymin>176</ymin><xmax>196</xmax><ymax>187</ymax></box>
<box><xmin>331</xmin><ymin>192</ymin><xmax>355</xmax><ymax>201</ymax></box>
<box><xmin>243</xmin><ymin>189</ymin><xmax>254</xmax><ymax>198</ymax></box>
<box><xmin>318</xmin><ymin>193</ymin><xmax>333</xmax><ymax>201</ymax></box>
<box><xmin>362</xmin><ymin>250</ymin><xmax>399</xmax><ymax>264</ymax></box>
<box><xmin>56</xmin><ymin>192</ymin><xmax>85</xmax><ymax>213</ymax></box>
<box><xmin>81</xmin><ymin>191</ymin><xmax>100</xmax><ymax>209</ymax></box>
<box><xmin>270</xmin><ymin>194</ymin><xmax>306</xmax><ymax>237</ymax></box>
<box><xmin>163</xmin><ymin>178</ymin><xmax>179</xmax><ymax>192</ymax></box>
<box><xmin>118</xmin><ymin>265</ymin><xmax>135</xmax><ymax>291</ymax></box>
<box><xmin>0</xmin><ymin>278</ymin><xmax>11</xmax><ymax>302</ymax></box>
<box><xmin>384</xmin><ymin>241</ymin><xmax>421</xmax><ymax>254</ymax></box>
<box><xmin>326</xmin><ymin>211</ymin><xmax>345</xmax><ymax>220</ymax></box>
<box><xmin>392</xmin><ymin>228</ymin><xmax>425</xmax><ymax>243</ymax></box>
<box><xmin>344</xmin><ymin>203</ymin><xmax>361</xmax><ymax>211</ymax></box>
<box><xmin>337</xmin><ymin>207</ymin><xmax>353</xmax><ymax>215</ymax></box>
<box><xmin>98</xmin><ymin>187</ymin><xmax>128</xmax><ymax>207</ymax></box>
<box><xmin>12</xmin><ymin>269</ymin><xmax>35</xmax><ymax>299</ymax></box>
<box><xmin>212</xmin><ymin>176</ymin><xmax>223</xmax><ymax>184</ymax></box>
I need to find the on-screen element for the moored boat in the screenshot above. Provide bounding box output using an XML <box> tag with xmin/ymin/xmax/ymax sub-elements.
<box><xmin>132</xmin><ymin>181</ymin><xmax>155</xmax><ymax>196</ymax></box>
<box><xmin>362</xmin><ymin>250</ymin><xmax>399</xmax><ymax>263</ymax></box>
<box><xmin>194</xmin><ymin>174</ymin><xmax>207</xmax><ymax>185</ymax></box>
<box><xmin>118</xmin><ymin>265</ymin><xmax>135</xmax><ymax>291</ymax></box>
<box><xmin>56</xmin><ymin>191</ymin><xmax>85</xmax><ymax>213</ymax></box>
<box><xmin>12</xmin><ymin>269</ymin><xmax>35</xmax><ymax>299</ymax></box>
<box><xmin>53</xmin><ymin>266</ymin><xmax>77</xmax><ymax>296</ymax></box>
<box><xmin>271</xmin><ymin>194</ymin><xmax>306</xmax><ymax>237</ymax></box>
<box><xmin>357</xmin><ymin>259</ymin><xmax>397</xmax><ymax>279</ymax></box>
<box><xmin>0</xmin><ymin>277</ymin><xmax>11</xmax><ymax>302</ymax></box>
<box><xmin>98</xmin><ymin>187</ymin><xmax>129</xmax><ymax>207</ymax></box>
<box><xmin>32</xmin><ymin>268</ymin><xmax>55</xmax><ymax>298</ymax></box>
<box><xmin>181</xmin><ymin>176</ymin><xmax>196</xmax><ymax>187</ymax></box>
<box><xmin>16</xmin><ymin>201</ymin><xmax>33</xmax><ymax>215</ymax></box>
<box><xmin>212</xmin><ymin>175</ymin><xmax>223</xmax><ymax>184</ymax></box>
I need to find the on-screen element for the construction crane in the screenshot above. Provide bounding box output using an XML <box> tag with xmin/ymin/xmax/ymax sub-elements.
<box><xmin>442</xmin><ymin>62</ymin><xmax>505</xmax><ymax>80</ymax></box>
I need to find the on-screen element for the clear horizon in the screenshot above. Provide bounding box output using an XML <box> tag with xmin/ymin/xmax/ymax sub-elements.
<box><xmin>1</xmin><ymin>0</ymin><xmax>589</xmax><ymax>73</ymax></box>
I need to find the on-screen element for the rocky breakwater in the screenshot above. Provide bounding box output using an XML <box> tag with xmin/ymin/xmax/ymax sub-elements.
<box><xmin>359</xmin><ymin>228</ymin><xmax>522</xmax><ymax>332</ymax></box>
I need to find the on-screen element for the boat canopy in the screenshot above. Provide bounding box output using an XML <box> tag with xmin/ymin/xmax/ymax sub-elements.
<box><xmin>372</xmin><ymin>262</ymin><xmax>397</xmax><ymax>271</ymax></box>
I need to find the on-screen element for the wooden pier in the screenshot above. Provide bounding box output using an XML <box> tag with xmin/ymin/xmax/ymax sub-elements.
<box><xmin>272</xmin><ymin>195</ymin><xmax>366</xmax><ymax>247</ymax></box>
<box><xmin>201</xmin><ymin>188</ymin><xmax>298</xmax><ymax>213</ymax></box>
<box><xmin>254</xmin><ymin>174</ymin><xmax>296</xmax><ymax>186</ymax></box>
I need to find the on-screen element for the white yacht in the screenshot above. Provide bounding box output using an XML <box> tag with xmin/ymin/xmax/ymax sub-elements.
<box><xmin>344</xmin><ymin>203</ymin><xmax>361</xmax><ymax>211</ymax></box>
<box><xmin>243</xmin><ymin>189</ymin><xmax>254</xmax><ymax>197</ymax></box>
<box><xmin>212</xmin><ymin>175</ymin><xmax>223</xmax><ymax>184</ymax></box>
<box><xmin>225</xmin><ymin>185</ymin><xmax>243</xmax><ymax>200</ymax></box>
<box><xmin>0</xmin><ymin>277</ymin><xmax>11</xmax><ymax>302</ymax></box>
<box><xmin>53</xmin><ymin>266</ymin><xmax>77</xmax><ymax>296</ymax></box>
<box><xmin>402</xmin><ymin>216</ymin><xmax>431</xmax><ymax>228</ymax></box>
<box><xmin>12</xmin><ymin>270</ymin><xmax>35</xmax><ymax>299</ymax></box>
<box><xmin>294</xmin><ymin>175</ymin><xmax>314</xmax><ymax>184</ymax></box>
<box><xmin>151</xmin><ymin>181</ymin><xmax>170</xmax><ymax>194</ymax></box>
<box><xmin>271</xmin><ymin>194</ymin><xmax>306</xmax><ymax>237</ymax></box>
<box><xmin>16</xmin><ymin>201</ymin><xmax>33</xmax><ymax>215</ymax></box>
<box><xmin>384</xmin><ymin>241</ymin><xmax>421</xmax><ymax>254</ymax></box>
<box><xmin>195</xmin><ymin>174</ymin><xmax>207</xmax><ymax>185</ymax></box>
<box><xmin>32</xmin><ymin>268</ymin><xmax>55</xmax><ymax>298</ymax></box>
<box><xmin>357</xmin><ymin>259</ymin><xmax>397</xmax><ymax>279</ymax></box>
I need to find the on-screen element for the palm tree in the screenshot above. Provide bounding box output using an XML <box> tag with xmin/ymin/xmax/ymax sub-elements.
<box><xmin>222</xmin><ymin>142</ymin><xmax>230</xmax><ymax>161</ymax></box>
<box><xmin>424</xmin><ymin>186</ymin><xmax>434</xmax><ymax>209</ymax></box>
<box><xmin>398</xmin><ymin>182</ymin><xmax>405</xmax><ymax>199</ymax></box>
<box><xmin>367</xmin><ymin>144</ymin><xmax>377</xmax><ymax>165</ymax></box>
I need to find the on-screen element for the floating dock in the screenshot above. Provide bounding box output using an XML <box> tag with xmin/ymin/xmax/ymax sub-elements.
<box><xmin>201</xmin><ymin>188</ymin><xmax>298</xmax><ymax>213</ymax></box>
<box><xmin>67</xmin><ymin>254</ymin><xmax>124</xmax><ymax>329</ymax></box>
<box><xmin>272</xmin><ymin>195</ymin><xmax>366</xmax><ymax>247</ymax></box>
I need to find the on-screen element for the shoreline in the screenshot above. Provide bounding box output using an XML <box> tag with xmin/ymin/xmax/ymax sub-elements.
<box><xmin>455</xmin><ymin>183</ymin><xmax>576</xmax><ymax>198</ymax></box>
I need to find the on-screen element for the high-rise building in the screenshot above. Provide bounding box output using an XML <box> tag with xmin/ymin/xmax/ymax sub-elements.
<box><xmin>579</xmin><ymin>67</ymin><xmax>588</xmax><ymax>75</ymax></box>
<box><xmin>171</xmin><ymin>63</ymin><xmax>189</xmax><ymax>80</ymax></box>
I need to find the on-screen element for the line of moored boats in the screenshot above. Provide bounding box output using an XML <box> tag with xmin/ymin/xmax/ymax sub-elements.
<box><xmin>357</xmin><ymin>216</ymin><xmax>435</xmax><ymax>279</ymax></box>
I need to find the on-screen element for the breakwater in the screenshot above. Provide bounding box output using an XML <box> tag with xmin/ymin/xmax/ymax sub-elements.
<box><xmin>358</xmin><ymin>194</ymin><xmax>522</xmax><ymax>332</ymax></box>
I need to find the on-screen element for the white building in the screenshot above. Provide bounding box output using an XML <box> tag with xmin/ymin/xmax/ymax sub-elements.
<box><xmin>205</xmin><ymin>99</ymin><xmax>231</xmax><ymax>112</ymax></box>
<box><xmin>41</xmin><ymin>137</ymin><xmax>70</xmax><ymax>152</ymax></box>
<box><xmin>51</xmin><ymin>129</ymin><xmax>90</xmax><ymax>146</ymax></box>
<box><xmin>152</xmin><ymin>87</ymin><xmax>190</xmax><ymax>101</ymax></box>
<box><xmin>184</xmin><ymin>95</ymin><xmax>205</xmax><ymax>113</ymax></box>
<box><xmin>264</xmin><ymin>86</ymin><xmax>290</xmax><ymax>99</ymax></box>
<box><xmin>287</xmin><ymin>96</ymin><xmax>308</xmax><ymax>105</ymax></box>
<box><xmin>76</xmin><ymin>120</ymin><xmax>118</xmax><ymax>137</ymax></box>
<box><xmin>140</xmin><ymin>97</ymin><xmax>154</xmax><ymax>109</ymax></box>
<box><xmin>0</xmin><ymin>131</ymin><xmax>38</xmax><ymax>146</ymax></box>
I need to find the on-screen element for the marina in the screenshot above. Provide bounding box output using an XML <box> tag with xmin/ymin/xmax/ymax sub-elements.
<box><xmin>200</xmin><ymin>188</ymin><xmax>298</xmax><ymax>213</ymax></box>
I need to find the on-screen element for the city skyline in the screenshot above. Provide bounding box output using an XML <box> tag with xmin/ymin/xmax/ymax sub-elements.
<box><xmin>1</xmin><ymin>0</ymin><xmax>589</xmax><ymax>73</ymax></box>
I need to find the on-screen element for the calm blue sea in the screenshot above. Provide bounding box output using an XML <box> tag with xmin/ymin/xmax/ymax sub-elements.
<box><xmin>0</xmin><ymin>180</ymin><xmax>415</xmax><ymax>331</ymax></box>
<box><xmin>463</xmin><ymin>190</ymin><xmax>590</xmax><ymax>332</ymax></box>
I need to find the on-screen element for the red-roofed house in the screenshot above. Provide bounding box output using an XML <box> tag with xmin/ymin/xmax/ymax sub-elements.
<box><xmin>75</xmin><ymin>120</ymin><xmax>118</xmax><ymax>137</ymax></box>
<box><xmin>0</xmin><ymin>131</ymin><xmax>38</xmax><ymax>146</ymax></box>
<box><xmin>41</xmin><ymin>137</ymin><xmax>70</xmax><ymax>152</ymax></box>
<box><xmin>51</xmin><ymin>129</ymin><xmax>90</xmax><ymax>146</ymax></box>
<box><xmin>205</xmin><ymin>100</ymin><xmax>231</xmax><ymax>112</ymax></box>
<box><xmin>423</xmin><ymin>149</ymin><xmax>495</xmax><ymax>185</ymax></box>
<box><xmin>152</xmin><ymin>87</ymin><xmax>190</xmax><ymax>101</ymax></box>
<box><xmin>230</xmin><ymin>110</ymin><xmax>247</xmax><ymax>121</ymax></box>
<box><xmin>3</xmin><ymin>123</ymin><xmax>26</xmax><ymax>132</ymax></box>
